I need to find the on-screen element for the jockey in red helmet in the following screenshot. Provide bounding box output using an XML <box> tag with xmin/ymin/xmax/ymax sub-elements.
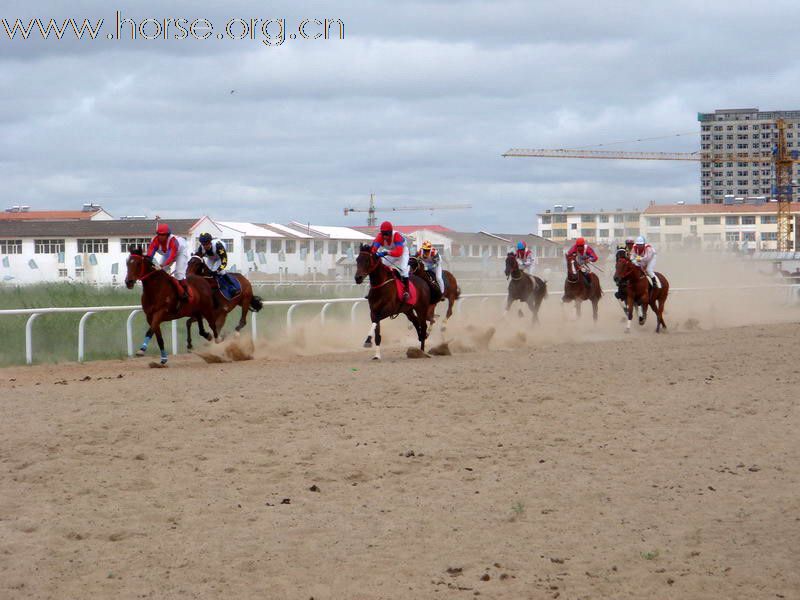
<box><xmin>146</xmin><ymin>222</ymin><xmax>191</xmax><ymax>304</ymax></box>
<box><xmin>566</xmin><ymin>237</ymin><xmax>598</xmax><ymax>287</ymax></box>
<box><xmin>371</xmin><ymin>220</ymin><xmax>411</xmax><ymax>301</ymax></box>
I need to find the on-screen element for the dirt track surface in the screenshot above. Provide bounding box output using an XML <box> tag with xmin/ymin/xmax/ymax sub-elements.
<box><xmin>1</xmin><ymin>322</ymin><xmax>799</xmax><ymax>599</ymax></box>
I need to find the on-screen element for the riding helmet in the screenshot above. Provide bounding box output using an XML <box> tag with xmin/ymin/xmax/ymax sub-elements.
<box><xmin>156</xmin><ymin>223</ymin><xmax>170</xmax><ymax>235</ymax></box>
<box><xmin>199</xmin><ymin>232</ymin><xmax>213</xmax><ymax>244</ymax></box>
<box><xmin>380</xmin><ymin>221</ymin><xmax>393</xmax><ymax>236</ymax></box>
<box><xmin>576</xmin><ymin>237</ymin><xmax>586</xmax><ymax>246</ymax></box>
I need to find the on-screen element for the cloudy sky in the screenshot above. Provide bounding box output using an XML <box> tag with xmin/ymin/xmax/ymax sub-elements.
<box><xmin>2</xmin><ymin>1</ymin><xmax>800</xmax><ymax>232</ymax></box>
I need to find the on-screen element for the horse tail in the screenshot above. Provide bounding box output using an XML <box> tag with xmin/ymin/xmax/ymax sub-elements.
<box><xmin>249</xmin><ymin>296</ymin><xmax>263</xmax><ymax>312</ymax></box>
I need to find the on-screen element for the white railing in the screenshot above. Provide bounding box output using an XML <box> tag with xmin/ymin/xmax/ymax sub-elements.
<box><xmin>1</xmin><ymin>284</ymin><xmax>797</xmax><ymax>365</ymax></box>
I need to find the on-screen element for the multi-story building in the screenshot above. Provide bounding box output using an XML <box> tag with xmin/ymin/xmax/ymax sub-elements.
<box><xmin>536</xmin><ymin>205</ymin><xmax>641</xmax><ymax>246</ymax></box>
<box><xmin>697</xmin><ymin>108</ymin><xmax>800</xmax><ymax>203</ymax></box>
<box><xmin>641</xmin><ymin>200</ymin><xmax>800</xmax><ymax>251</ymax></box>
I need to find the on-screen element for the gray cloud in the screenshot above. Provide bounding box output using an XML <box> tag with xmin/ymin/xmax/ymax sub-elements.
<box><xmin>1</xmin><ymin>1</ymin><xmax>800</xmax><ymax>231</ymax></box>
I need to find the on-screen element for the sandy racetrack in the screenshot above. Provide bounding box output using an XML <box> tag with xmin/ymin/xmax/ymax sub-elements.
<box><xmin>2</xmin><ymin>290</ymin><xmax>800</xmax><ymax>599</ymax></box>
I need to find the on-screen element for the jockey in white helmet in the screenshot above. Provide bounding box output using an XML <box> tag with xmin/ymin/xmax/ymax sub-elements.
<box><xmin>630</xmin><ymin>236</ymin><xmax>661</xmax><ymax>288</ymax></box>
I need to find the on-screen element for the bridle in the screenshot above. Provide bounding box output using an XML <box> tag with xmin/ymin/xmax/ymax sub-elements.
<box><xmin>126</xmin><ymin>254</ymin><xmax>157</xmax><ymax>284</ymax></box>
<box><xmin>566</xmin><ymin>257</ymin><xmax>579</xmax><ymax>283</ymax></box>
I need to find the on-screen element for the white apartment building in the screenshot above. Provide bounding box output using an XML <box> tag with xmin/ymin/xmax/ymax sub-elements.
<box><xmin>536</xmin><ymin>205</ymin><xmax>641</xmax><ymax>246</ymax></box>
<box><xmin>641</xmin><ymin>201</ymin><xmax>800</xmax><ymax>251</ymax></box>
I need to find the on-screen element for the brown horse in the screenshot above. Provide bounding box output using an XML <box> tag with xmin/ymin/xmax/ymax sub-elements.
<box><xmin>354</xmin><ymin>244</ymin><xmax>431</xmax><ymax>360</ymax></box>
<box><xmin>504</xmin><ymin>253</ymin><xmax>548</xmax><ymax>323</ymax></box>
<box><xmin>562</xmin><ymin>255</ymin><xmax>602</xmax><ymax>322</ymax></box>
<box><xmin>614</xmin><ymin>254</ymin><xmax>669</xmax><ymax>333</ymax></box>
<box><xmin>184</xmin><ymin>256</ymin><xmax>263</xmax><ymax>349</ymax></box>
<box><xmin>125</xmin><ymin>249</ymin><xmax>219</xmax><ymax>365</ymax></box>
<box><xmin>408</xmin><ymin>256</ymin><xmax>460</xmax><ymax>325</ymax></box>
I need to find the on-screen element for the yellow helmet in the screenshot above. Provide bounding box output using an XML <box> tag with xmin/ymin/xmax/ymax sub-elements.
<box><xmin>421</xmin><ymin>241</ymin><xmax>432</xmax><ymax>255</ymax></box>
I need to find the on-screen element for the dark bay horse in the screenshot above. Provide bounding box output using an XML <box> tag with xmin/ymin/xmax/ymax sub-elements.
<box><xmin>354</xmin><ymin>244</ymin><xmax>431</xmax><ymax>360</ymax></box>
<box><xmin>185</xmin><ymin>256</ymin><xmax>263</xmax><ymax>349</ymax></box>
<box><xmin>614</xmin><ymin>254</ymin><xmax>669</xmax><ymax>333</ymax></box>
<box><xmin>562</xmin><ymin>255</ymin><xmax>602</xmax><ymax>322</ymax></box>
<box><xmin>504</xmin><ymin>253</ymin><xmax>548</xmax><ymax>323</ymax></box>
<box><xmin>125</xmin><ymin>249</ymin><xmax>219</xmax><ymax>365</ymax></box>
<box><xmin>408</xmin><ymin>256</ymin><xmax>461</xmax><ymax>325</ymax></box>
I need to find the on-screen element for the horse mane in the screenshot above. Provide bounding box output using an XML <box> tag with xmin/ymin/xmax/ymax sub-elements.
<box><xmin>130</xmin><ymin>246</ymin><xmax>143</xmax><ymax>256</ymax></box>
<box><xmin>359</xmin><ymin>243</ymin><xmax>372</xmax><ymax>252</ymax></box>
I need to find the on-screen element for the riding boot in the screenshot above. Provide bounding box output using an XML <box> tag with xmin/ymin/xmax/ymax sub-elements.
<box><xmin>401</xmin><ymin>276</ymin><xmax>411</xmax><ymax>302</ymax></box>
<box><xmin>176</xmin><ymin>280</ymin><xmax>189</xmax><ymax>311</ymax></box>
<box><xmin>652</xmin><ymin>275</ymin><xmax>661</xmax><ymax>289</ymax></box>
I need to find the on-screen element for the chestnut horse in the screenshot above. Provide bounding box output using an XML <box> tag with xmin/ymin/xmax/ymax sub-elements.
<box><xmin>613</xmin><ymin>253</ymin><xmax>669</xmax><ymax>333</ymax></box>
<box><xmin>184</xmin><ymin>256</ymin><xmax>263</xmax><ymax>349</ymax></box>
<box><xmin>354</xmin><ymin>244</ymin><xmax>431</xmax><ymax>360</ymax></box>
<box><xmin>408</xmin><ymin>256</ymin><xmax>460</xmax><ymax>325</ymax></box>
<box><xmin>504</xmin><ymin>253</ymin><xmax>548</xmax><ymax>323</ymax></box>
<box><xmin>562</xmin><ymin>255</ymin><xmax>602</xmax><ymax>321</ymax></box>
<box><xmin>125</xmin><ymin>249</ymin><xmax>219</xmax><ymax>365</ymax></box>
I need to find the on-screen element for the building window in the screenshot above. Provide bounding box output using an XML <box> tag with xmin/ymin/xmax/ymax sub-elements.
<box><xmin>58</xmin><ymin>268</ymin><xmax>68</xmax><ymax>278</ymax></box>
<box><xmin>742</xmin><ymin>231</ymin><xmax>756</xmax><ymax>241</ymax></box>
<box><xmin>77</xmin><ymin>238</ymin><xmax>109</xmax><ymax>253</ymax></box>
<box><xmin>761</xmin><ymin>232</ymin><xmax>778</xmax><ymax>241</ymax></box>
<box><xmin>34</xmin><ymin>239</ymin><xmax>65</xmax><ymax>254</ymax></box>
<box><xmin>255</xmin><ymin>239</ymin><xmax>268</xmax><ymax>253</ymax></box>
<box><xmin>120</xmin><ymin>237</ymin><xmax>151</xmax><ymax>252</ymax></box>
<box><xmin>665</xmin><ymin>217</ymin><xmax>682</xmax><ymax>226</ymax></box>
<box><xmin>285</xmin><ymin>240</ymin><xmax>296</xmax><ymax>254</ymax></box>
<box><xmin>613</xmin><ymin>215</ymin><xmax>624</xmax><ymax>223</ymax></box>
<box><xmin>75</xmin><ymin>268</ymin><xmax>85</xmax><ymax>278</ymax></box>
<box><xmin>725</xmin><ymin>216</ymin><xmax>739</xmax><ymax>225</ymax></box>
<box><xmin>541</xmin><ymin>230</ymin><xmax>552</xmax><ymax>238</ymax></box>
<box><xmin>665</xmin><ymin>233</ymin><xmax>682</xmax><ymax>243</ymax></box>
<box><xmin>541</xmin><ymin>215</ymin><xmax>552</xmax><ymax>224</ymax></box>
<box><xmin>570</xmin><ymin>223</ymin><xmax>577</xmax><ymax>230</ymax></box>
<box><xmin>624</xmin><ymin>214</ymin><xmax>638</xmax><ymax>221</ymax></box>
<box><xmin>703</xmin><ymin>233</ymin><xmax>721</xmax><ymax>241</ymax></box>
<box><xmin>221</xmin><ymin>239</ymin><xmax>234</xmax><ymax>253</ymax></box>
<box><xmin>614</xmin><ymin>229</ymin><xmax>624</xmax><ymax>237</ymax></box>
<box><xmin>580</xmin><ymin>229</ymin><xmax>594</xmax><ymax>237</ymax></box>
<box><xmin>703</xmin><ymin>217</ymin><xmax>721</xmax><ymax>225</ymax></box>
<box><xmin>725</xmin><ymin>232</ymin><xmax>740</xmax><ymax>242</ymax></box>
<box><xmin>598</xmin><ymin>229</ymin><xmax>609</xmax><ymax>237</ymax></box>
<box><xmin>760</xmin><ymin>215</ymin><xmax>777</xmax><ymax>224</ymax></box>
<box><xmin>625</xmin><ymin>228</ymin><xmax>640</xmax><ymax>236</ymax></box>
<box><xmin>648</xmin><ymin>233</ymin><xmax>661</xmax><ymax>242</ymax></box>
<box><xmin>327</xmin><ymin>241</ymin><xmax>339</xmax><ymax>254</ymax></box>
<box><xmin>0</xmin><ymin>239</ymin><xmax>22</xmax><ymax>254</ymax></box>
<box><xmin>270</xmin><ymin>239</ymin><xmax>282</xmax><ymax>253</ymax></box>
<box><xmin>581</xmin><ymin>215</ymin><xmax>595</xmax><ymax>223</ymax></box>
<box><xmin>599</xmin><ymin>215</ymin><xmax>609</xmax><ymax>223</ymax></box>
<box><xmin>646</xmin><ymin>217</ymin><xmax>660</xmax><ymax>227</ymax></box>
<box><xmin>553</xmin><ymin>214</ymin><xmax>567</xmax><ymax>223</ymax></box>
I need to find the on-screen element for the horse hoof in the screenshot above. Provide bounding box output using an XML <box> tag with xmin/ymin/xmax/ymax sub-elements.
<box><xmin>371</xmin><ymin>356</ymin><xmax>381</xmax><ymax>361</ymax></box>
<box><xmin>363</xmin><ymin>341</ymin><xmax>373</xmax><ymax>348</ymax></box>
<box><xmin>234</xmin><ymin>331</ymin><xmax>241</xmax><ymax>338</ymax></box>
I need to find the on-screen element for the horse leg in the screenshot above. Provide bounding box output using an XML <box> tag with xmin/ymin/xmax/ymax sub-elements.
<box><xmin>236</xmin><ymin>293</ymin><xmax>251</xmax><ymax>333</ymax></box>
<box><xmin>503</xmin><ymin>295</ymin><xmax>513</xmax><ymax>317</ymax></box>
<box><xmin>196</xmin><ymin>316</ymin><xmax>212</xmax><ymax>341</ymax></box>
<box><xmin>364</xmin><ymin>317</ymin><xmax>376</xmax><ymax>348</ymax></box>
<box><xmin>445</xmin><ymin>294</ymin><xmax>454</xmax><ymax>320</ymax></box>
<box><xmin>136</xmin><ymin>327</ymin><xmax>153</xmax><ymax>356</ymax></box>
<box><xmin>406</xmin><ymin>310</ymin><xmax>426</xmax><ymax>351</ymax></box>
<box><xmin>625</xmin><ymin>298</ymin><xmax>634</xmax><ymax>333</ymax></box>
<box><xmin>575</xmin><ymin>301</ymin><xmax>582</xmax><ymax>319</ymax></box>
<box><xmin>527</xmin><ymin>297</ymin><xmax>538</xmax><ymax>324</ymax></box>
<box><xmin>372</xmin><ymin>321</ymin><xmax>382</xmax><ymax>360</ymax></box>
<box><xmin>151</xmin><ymin>317</ymin><xmax>168</xmax><ymax>365</ymax></box>
<box><xmin>213</xmin><ymin>313</ymin><xmax>225</xmax><ymax>343</ymax></box>
<box><xmin>592</xmin><ymin>298</ymin><xmax>599</xmax><ymax>323</ymax></box>
<box><xmin>638</xmin><ymin>301</ymin><xmax>647</xmax><ymax>326</ymax></box>
<box><xmin>186</xmin><ymin>318</ymin><xmax>194</xmax><ymax>351</ymax></box>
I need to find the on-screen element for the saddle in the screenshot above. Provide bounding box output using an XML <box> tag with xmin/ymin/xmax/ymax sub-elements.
<box><xmin>424</xmin><ymin>271</ymin><xmax>443</xmax><ymax>303</ymax></box>
<box><xmin>209</xmin><ymin>273</ymin><xmax>242</xmax><ymax>301</ymax></box>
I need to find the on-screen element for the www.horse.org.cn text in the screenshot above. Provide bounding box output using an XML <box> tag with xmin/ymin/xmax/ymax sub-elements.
<box><xmin>0</xmin><ymin>12</ymin><xmax>345</xmax><ymax>47</ymax></box>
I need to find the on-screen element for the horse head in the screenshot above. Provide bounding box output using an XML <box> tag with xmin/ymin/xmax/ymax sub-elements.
<box><xmin>408</xmin><ymin>256</ymin><xmax>422</xmax><ymax>275</ymax></box>
<box><xmin>565</xmin><ymin>255</ymin><xmax>580</xmax><ymax>283</ymax></box>
<box><xmin>125</xmin><ymin>247</ymin><xmax>155</xmax><ymax>289</ymax></box>
<box><xmin>354</xmin><ymin>244</ymin><xmax>378</xmax><ymax>284</ymax></box>
<box><xmin>613</xmin><ymin>252</ymin><xmax>635</xmax><ymax>284</ymax></box>
<box><xmin>187</xmin><ymin>255</ymin><xmax>210</xmax><ymax>276</ymax></box>
<box><xmin>504</xmin><ymin>252</ymin><xmax>518</xmax><ymax>277</ymax></box>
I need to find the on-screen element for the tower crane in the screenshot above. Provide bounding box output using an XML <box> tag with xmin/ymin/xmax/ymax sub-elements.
<box><xmin>343</xmin><ymin>193</ymin><xmax>471</xmax><ymax>227</ymax></box>
<box><xmin>504</xmin><ymin>119</ymin><xmax>800</xmax><ymax>251</ymax></box>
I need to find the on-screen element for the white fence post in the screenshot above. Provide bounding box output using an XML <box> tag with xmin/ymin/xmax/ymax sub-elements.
<box><xmin>171</xmin><ymin>320</ymin><xmax>178</xmax><ymax>355</ymax></box>
<box><xmin>286</xmin><ymin>303</ymin><xmax>298</xmax><ymax>331</ymax></box>
<box><xmin>126</xmin><ymin>309</ymin><xmax>141</xmax><ymax>357</ymax></box>
<box><xmin>350</xmin><ymin>301</ymin><xmax>361</xmax><ymax>323</ymax></box>
<box><xmin>78</xmin><ymin>311</ymin><xmax>96</xmax><ymax>362</ymax></box>
<box><xmin>320</xmin><ymin>302</ymin><xmax>332</xmax><ymax>325</ymax></box>
<box><xmin>25</xmin><ymin>313</ymin><xmax>40</xmax><ymax>365</ymax></box>
<box><xmin>251</xmin><ymin>312</ymin><xmax>257</xmax><ymax>340</ymax></box>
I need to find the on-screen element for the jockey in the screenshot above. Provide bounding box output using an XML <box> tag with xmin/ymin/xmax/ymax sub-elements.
<box><xmin>566</xmin><ymin>237</ymin><xmax>598</xmax><ymax>286</ymax></box>
<box><xmin>631</xmin><ymin>235</ymin><xmax>661</xmax><ymax>288</ymax></box>
<box><xmin>371</xmin><ymin>220</ymin><xmax>411</xmax><ymax>301</ymax></box>
<box><xmin>624</xmin><ymin>237</ymin><xmax>635</xmax><ymax>257</ymax></box>
<box><xmin>514</xmin><ymin>241</ymin><xmax>535</xmax><ymax>274</ymax></box>
<box><xmin>196</xmin><ymin>232</ymin><xmax>238</xmax><ymax>293</ymax></box>
<box><xmin>146</xmin><ymin>222</ymin><xmax>190</xmax><ymax>303</ymax></box>
<box><xmin>416</xmin><ymin>240</ymin><xmax>444</xmax><ymax>294</ymax></box>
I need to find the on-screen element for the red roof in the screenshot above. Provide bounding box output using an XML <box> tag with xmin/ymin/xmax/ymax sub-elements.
<box><xmin>354</xmin><ymin>225</ymin><xmax>453</xmax><ymax>234</ymax></box>
<box><xmin>0</xmin><ymin>210</ymin><xmax>101</xmax><ymax>221</ymax></box>
<box><xmin>644</xmin><ymin>202</ymin><xmax>800</xmax><ymax>215</ymax></box>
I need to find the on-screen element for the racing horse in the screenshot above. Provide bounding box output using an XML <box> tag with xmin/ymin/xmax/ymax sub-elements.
<box><xmin>354</xmin><ymin>244</ymin><xmax>432</xmax><ymax>360</ymax></box>
<box><xmin>408</xmin><ymin>256</ymin><xmax>461</xmax><ymax>325</ymax></box>
<box><xmin>614</xmin><ymin>252</ymin><xmax>669</xmax><ymax>333</ymax></box>
<box><xmin>562</xmin><ymin>254</ymin><xmax>602</xmax><ymax>322</ymax></box>
<box><xmin>504</xmin><ymin>252</ymin><xmax>548</xmax><ymax>323</ymax></box>
<box><xmin>125</xmin><ymin>248</ymin><xmax>219</xmax><ymax>365</ymax></box>
<box><xmin>184</xmin><ymin>256</ymin><xmax>263</xmax><ymax>349</ymax></box>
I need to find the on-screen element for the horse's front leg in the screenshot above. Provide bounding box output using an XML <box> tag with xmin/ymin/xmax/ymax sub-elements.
<box><xmin>364</xmin><ymin>317</ymin><xmax>376</xmax><ymax>348</ymax></box>
<box><xmin>150</xmin><ymin>315</ymin><xmax>169</xmax><ymax>365</ymax></box>
<box><xmin>196</xmin><ymin>316</ymin><xmax>212</xmax><ymax>342</ymax></box>
<box><xmin>503</xmin><ymin>294</ymin><xmax>513</xmax><ymax>317</ymax></box>
<box><xmin>638</xmin><ymin>297</ymin><xmax>648</xmax><ymax>326</ymax></box>
<box><xmin>575</xmin><ymin>300</ymin><xmax>582</xmax><ymax>319</ymax></box>
<box><xmin>625</xmin><ymin>298</ymin><xmax>634</xmax><ymax>333</ymax></box>
<box><xmin>592</xmin><ymin>299</ymin><xmax>599</xmax><ymax>323</ymax></box>
<box><xmin>372</xmin><ymin>320</ymin><xmax>382</xmax><ymax>360</ymax></box>
<box><xmin>236</xmin><ymin>295</ymin><xmax>251</xmax><ymax>333</ymax></box>
<box><xmin>186</xmin><ymin>318</ymin><xmax>194</xmax><ymax>351</ymax></box>
<box><xmin>407</xmin><ymin>309</ymin><xmax>426</xmax><ymax>352</ymax></box>
<box><xmin>527</xmin><ymin>297</ymin><xmax>539</xmax><ymax>324</ymax></box>
<box><xmin>136</xmin><ymin>327</ymin><xmax>153</xmax><ymax>356</ymax></box>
